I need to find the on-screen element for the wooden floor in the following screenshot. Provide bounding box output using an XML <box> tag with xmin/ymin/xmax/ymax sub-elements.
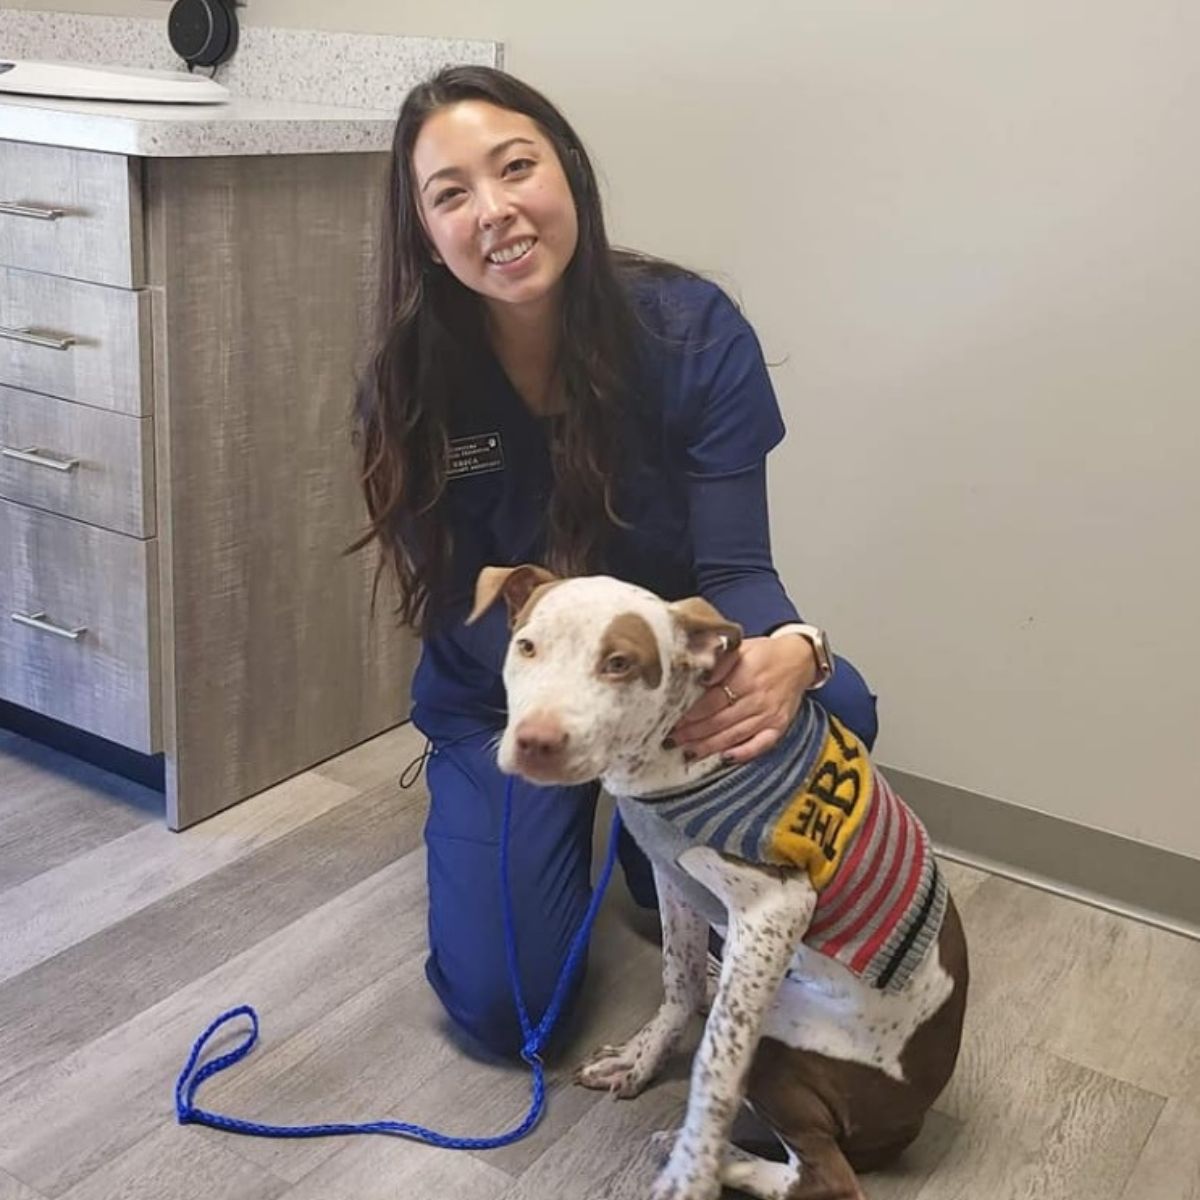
<box><xmin>1</xmin><ymin>721</ymin><xmax>1198</xmax><ymax>1200</ymax></box>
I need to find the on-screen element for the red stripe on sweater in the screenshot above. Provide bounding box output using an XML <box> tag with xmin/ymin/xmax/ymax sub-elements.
<box><xmin>808</xmin><ymin>779</ymin><xmax>895</xmax><ymax>938</ymax></box>
<box><xmin>810</xmin><ymin>772</ymin><xmax>882</xmax><ymax>911</ymax></box>
<box><xmin>849</xmin><ymin>821</ymin><xmax>928</xmax><ymax>973</ymax></box>
<box><xmin>819</xmin><ymin>798</ymin><xmax>912</xmax><ymax>958</ymax></box>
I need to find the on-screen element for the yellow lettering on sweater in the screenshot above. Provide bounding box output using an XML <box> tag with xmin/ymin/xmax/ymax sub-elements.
<box><xmin>768</xmin><ymin>715</ymin><xmax>872</xmax><ymax>889</ymax></box>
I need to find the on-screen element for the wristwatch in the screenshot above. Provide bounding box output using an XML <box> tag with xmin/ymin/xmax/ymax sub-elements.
<box><xmin>770</xmin><ymin>622</ymin><xmax>835</xmax><ymax>690</ymax></box>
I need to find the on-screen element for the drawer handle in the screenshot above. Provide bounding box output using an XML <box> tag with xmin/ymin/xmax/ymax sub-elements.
<box><xmin>10</xmin><ymin>610</ymin><xmax>88</xmax><ymax>641</ymax></box>
<box><xmin>2</xmin><ymin>445</ymin><xmax>81</xmax><ymax>472</ymax></box>
<box><xmin>0</xmin><ymin>326</ymin><xmax>77</xmax><ymax>351</ymax></box>
<box><xmin>0</xmin><ymin>201</ymin><xmax>65</xmax><ymax>221</ymax></box>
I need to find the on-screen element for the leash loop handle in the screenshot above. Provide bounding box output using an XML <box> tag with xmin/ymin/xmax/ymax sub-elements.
<box><xmin>173</xmin><ymin>778</ymin><xmax>622</xmax><ymax>1150</ymax></box>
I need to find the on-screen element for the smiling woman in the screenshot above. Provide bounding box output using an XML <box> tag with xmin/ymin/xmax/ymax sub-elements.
<box><xmin>350</xmin><ymin>65</ymin><xmax>880</xmax><ymax>1058</ymax></box>
<box><xmin>412</xmin><ymin>103</ymin><xmax>580</xmax><ymax>405</ymax></box>
<box><xmin>416</xmin><ymin>118</ymin><xmax>578</xmax><ymax>296</ymax></box>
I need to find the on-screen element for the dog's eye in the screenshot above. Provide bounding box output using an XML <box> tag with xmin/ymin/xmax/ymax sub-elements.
<box><xmin>516</xmin><ymin>638</ymin><xmax>536</xmax><ymax>658</ymax></box>
<box><xmin>604</xmin><ymin>653</ymin><xmax>632</xmax><ymax>675</ymax></box>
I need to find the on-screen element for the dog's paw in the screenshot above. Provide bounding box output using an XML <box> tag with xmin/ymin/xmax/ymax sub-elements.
<box><xmin>649</xmin><ymin>1164</ymin><xmax>722</xmax><ymax>1200</ymax></box>
<box><xmin>573</xmin><ymin>1042</ymin><xmax>654</xmax><ymax>1099</ymax></box>
<box><xmin>648</xmin><ymin>1131</ymin><xmax>722</xmax><ymax>1200</ymax></box>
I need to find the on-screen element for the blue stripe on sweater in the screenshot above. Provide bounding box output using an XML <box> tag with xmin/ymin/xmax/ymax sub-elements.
<box><xmin>649</xmin><ymin>700</ymin><xmax>829</xmax><ymax>860</ymax></box>
<box><xmin>737</xmin><ymin>705</ymin><xmax>827</xmax><ymax>858</ymax></box>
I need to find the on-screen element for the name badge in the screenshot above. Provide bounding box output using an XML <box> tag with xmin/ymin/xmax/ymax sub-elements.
<box><xmin>447</xmin><ymin>432</ymin><xmax>504</xmax><ymax>479</ymax></box>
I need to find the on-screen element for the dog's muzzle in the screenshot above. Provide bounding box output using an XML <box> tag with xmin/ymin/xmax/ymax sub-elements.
<box><xmin>509</xmin><ymin>712</ymin><xmax>572</xmax><ymax>781</ymax></box>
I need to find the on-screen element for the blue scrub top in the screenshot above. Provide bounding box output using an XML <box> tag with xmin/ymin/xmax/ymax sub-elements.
<box><xmin>411</xmin><ymin>270</ymin><xmax>801</xmax><ymax>738</ymax></box>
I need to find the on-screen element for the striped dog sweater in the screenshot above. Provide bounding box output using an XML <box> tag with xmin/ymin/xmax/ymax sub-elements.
<box><xmin>623</xmin><ymin>698</ymin><xmax>946</xmax><ymax>992</ymax></box>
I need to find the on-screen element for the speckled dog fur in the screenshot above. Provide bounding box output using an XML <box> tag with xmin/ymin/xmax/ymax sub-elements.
<box><xmin>471</xmin><ymin>567</ymin><xmax>969</xmax><ymax>1200</ymax></box>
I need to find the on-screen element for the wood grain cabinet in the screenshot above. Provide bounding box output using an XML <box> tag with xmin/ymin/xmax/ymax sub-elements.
<box><xmin>0</xmin><ymin>137</ymin><xmax>414</xmax><ymax>827</ymax></box>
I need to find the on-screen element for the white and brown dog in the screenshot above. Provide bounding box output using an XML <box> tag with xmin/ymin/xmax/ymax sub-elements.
<box><xmin>470</xmin><ymin>566</ymin><xmax>968</xmax><ymax>1200</ymax></box>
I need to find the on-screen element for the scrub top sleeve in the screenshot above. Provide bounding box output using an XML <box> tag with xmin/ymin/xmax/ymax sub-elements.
<box><xmin>681</xmin><ymin>288</ymin><xmax>787</xmax><ymax>478</ymax></box>
<box><xmin>688</xmin><ymin>461</ymin><xmax>802</xmax><ymax>636</ymax></box>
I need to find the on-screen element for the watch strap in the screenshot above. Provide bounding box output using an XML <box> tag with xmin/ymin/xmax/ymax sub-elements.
<box><xmin>770</xmin><ymin>622</ymin><xmax>834</xmax><ymax>689</ymax></box>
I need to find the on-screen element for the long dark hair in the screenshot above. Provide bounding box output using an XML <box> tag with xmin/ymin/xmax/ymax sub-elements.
<box><xmin>353</xmin><ymin>65</ymin><xmax>675</xmax><ymax>633</ymax></box>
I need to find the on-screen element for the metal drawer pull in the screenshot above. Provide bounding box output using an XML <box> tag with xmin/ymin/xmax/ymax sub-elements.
<box><xmin>0</xmin><ymin>325</ymin><xmax>77</xmax><ymax>351</ymax></box>
<box><xmin>10</xmin><ymin>610</ymin><xmax>88</xmax><ymax>640</ymax></box>
<box><xmin>0</xmin><ymin>201</ymin><xmax>64</xmax><ymax>220</ymax></box>
<box><xmin>1</xmin><ymin>445</ymin><xmax>80</xmax><ymax>472</ymax></box>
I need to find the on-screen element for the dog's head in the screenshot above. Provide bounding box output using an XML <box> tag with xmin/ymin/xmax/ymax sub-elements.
<box><xmin>468</xmin><ymin>565</ymin><xmax>742</xmax><ymax>786</ymax></box>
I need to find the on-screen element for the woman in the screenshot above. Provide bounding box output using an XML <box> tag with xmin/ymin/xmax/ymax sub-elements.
<box><xmin>355</xmin><ymin>65</ymin><xmax>877</xmax><ymax>1058</ymax></box>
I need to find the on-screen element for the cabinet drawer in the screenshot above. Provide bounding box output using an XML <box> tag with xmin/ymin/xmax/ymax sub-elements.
<box><xmin>0</xmin><ymin>266</ymin><xmax>150</xmax><ymax>415</ymax></box>
<box><xmin>0</xmin><ymin>499</ymin><xmax>159</xmax><ymax>752</ymax></box>
<box><xmin>0</xmin><ymin>385</ymin><xmax>155</xmax><ymax>537</ymax></box>
<box><xmin>0</xmin><ymin>140</ymin><xmax>143</xmax><ymax>287</ymax></box>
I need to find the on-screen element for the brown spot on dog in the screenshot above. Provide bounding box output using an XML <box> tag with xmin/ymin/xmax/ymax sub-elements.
<box><xmin>743</xmin><ymin>897</ymin><xmax>968</xmax><ymax>1187</ymax></box>
<box><xmin>668</xmin><ymin>596</ymin><xmax>743</xmax><ymax>673</ymax></box>
<box><xmin>596</xmin><ymin>612</ymin><xmax>663</xmax><ymax>688</ymax></box>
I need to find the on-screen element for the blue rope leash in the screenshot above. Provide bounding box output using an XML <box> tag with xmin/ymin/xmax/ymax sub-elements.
<box><xmin>175</xmin><ymin>777</ymin><xmax>622</xmax><ymax>1149</ymax></box>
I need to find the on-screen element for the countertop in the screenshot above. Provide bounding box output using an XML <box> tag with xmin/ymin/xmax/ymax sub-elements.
<box><xmin>0</xmin><ymin>11</ymin><xmax>500</xmax><ymax>157</ymax></box>
<box><xmin>0</xmin><ymin>91</ymin><xmax>397</xmax><ymax>157</ymax></box>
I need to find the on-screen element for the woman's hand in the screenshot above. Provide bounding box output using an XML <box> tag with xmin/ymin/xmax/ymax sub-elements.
<box><xmin>668</xmin><ymin>634</ymin><xmax>817</xmax><ymax>766</ymax></box>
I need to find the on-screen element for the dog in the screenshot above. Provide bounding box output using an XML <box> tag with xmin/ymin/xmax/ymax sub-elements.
<box><xmin>469</xmin><ymin>565</ymin><xmax>968</xmax><ymax>1200</ymax></box>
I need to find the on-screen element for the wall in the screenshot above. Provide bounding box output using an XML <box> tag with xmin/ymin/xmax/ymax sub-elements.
<box><xmin>8</xmin><ymin>0</ymin><xmax>1199</xmax><ymax>859</ymax></box>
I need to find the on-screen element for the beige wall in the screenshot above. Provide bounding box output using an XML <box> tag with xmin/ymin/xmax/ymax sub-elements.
<box><xmin>11</xmin><ymin>0</ymin><xmax>1200</xmax><ymax>860</ymax></box>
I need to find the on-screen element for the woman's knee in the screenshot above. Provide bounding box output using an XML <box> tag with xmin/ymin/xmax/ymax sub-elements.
<box><xmin>424</xmin><ymin>833</ymin><xmax>590</xmax><ymax>1058</ymax></box>
<box><xmin>425</xmin><ymin>944</ymin><xmax>588</xmax><ymax>1059</ymax></box>
<box><xmin>425</xmin><ymin>952</ymin><xmax>522</xmax><ymax>1057</ymax></box>
<box><xmin>820</xmin><ymin>654</ymin><xmax>879</xmax><ymax>750</ymax></box>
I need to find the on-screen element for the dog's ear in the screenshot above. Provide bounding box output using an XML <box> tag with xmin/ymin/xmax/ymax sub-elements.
<box><xmin>467</xmin><ymin>564</ymin><xmax>561</xmax><ymax>627</ymax></box>
<box><xmin>668</xmin><ymin>596</ymin><xmax>743</xmax><ymax>673</ymax></box>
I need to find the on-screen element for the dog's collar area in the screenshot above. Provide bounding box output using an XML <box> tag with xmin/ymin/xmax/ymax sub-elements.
<box><xmin>615</xmin><ymin>705</ymin><xmax>815</xmax><ymax>806</ymax></box>
<box><xmin>618</xmin><ymin>759</ymin><xmax>739</xmax><ymax>805</ymax></box>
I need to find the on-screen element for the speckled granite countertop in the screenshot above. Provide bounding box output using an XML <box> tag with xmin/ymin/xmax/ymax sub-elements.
<box><xmin>0</xmin><ymin>91</ymin><xmax>404</xmax><ymax>157</ymax></box>
<box><xmin>0</xmin><ymin>12</ymin><xmax>501</xmax><ymax>156</ymax></box>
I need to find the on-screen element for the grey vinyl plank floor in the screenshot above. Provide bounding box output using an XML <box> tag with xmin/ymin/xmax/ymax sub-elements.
<box><xmin>1</xmin><ymin>723</ymin><xmax>1198</xmax><ymax>1200</ymax></box>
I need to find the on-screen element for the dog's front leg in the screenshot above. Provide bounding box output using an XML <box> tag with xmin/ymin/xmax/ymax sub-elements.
<box><xmin>576</xmin><ymin>863</ymin><xmax>708</xmax><ymax>1098</ymax></box>
<box><xmin>652</xmin><ymin>849</ymin><xmax>815</xmax><ymax>1200</ymax></box>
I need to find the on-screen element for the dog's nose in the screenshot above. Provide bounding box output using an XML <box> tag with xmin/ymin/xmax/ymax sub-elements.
<box><xmin>514</xmin><ymin>715</ymin><xmax>569</xmax><ymax>762</ymax></box>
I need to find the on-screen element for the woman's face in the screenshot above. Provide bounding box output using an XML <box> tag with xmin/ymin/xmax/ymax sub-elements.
<box><xmin>411</xmin><ymin>100</ymin><xmax>580</xmax><ymax>322</ymax></box>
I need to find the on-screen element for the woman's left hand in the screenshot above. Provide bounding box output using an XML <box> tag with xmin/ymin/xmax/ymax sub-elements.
<box><xmin>668</xmin><ymin>635</ymin><xmax>817</xmax><ymax>766</ymax></box>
